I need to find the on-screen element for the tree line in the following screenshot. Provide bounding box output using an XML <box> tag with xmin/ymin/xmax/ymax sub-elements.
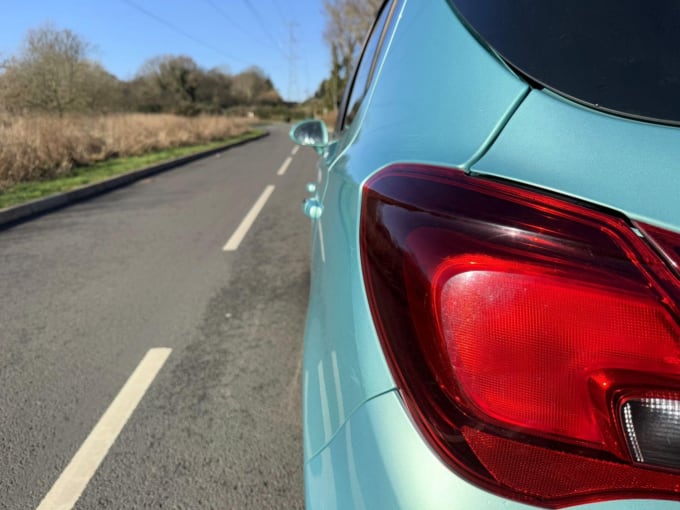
<box><xmin>0</xmin><ymin>25</ymin><xmax>282</xmax><ymax>117</ymax></box>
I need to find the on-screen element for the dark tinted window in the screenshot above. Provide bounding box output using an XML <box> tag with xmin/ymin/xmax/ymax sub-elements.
<box><xmin>452</xmin><ymin>0</ymin><xmax>680</xmax><ymax>125</ymax></box>
<box><xmin>341</xmin><ymin>1</ymin><xmax>393</xmax><ymax>130</ymax></box>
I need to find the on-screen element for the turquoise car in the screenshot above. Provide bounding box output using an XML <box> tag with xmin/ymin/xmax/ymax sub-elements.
<box><xmin>291</xmin><ymin>0</ymin><xmax>680</xmax><ymax>508</ymax></box>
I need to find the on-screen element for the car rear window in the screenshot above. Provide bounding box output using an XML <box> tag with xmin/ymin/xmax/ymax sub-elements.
<box><xmin>450</xmin><ymin>0</ymin><xmax>680</xmax><ymax>125</ymax></box>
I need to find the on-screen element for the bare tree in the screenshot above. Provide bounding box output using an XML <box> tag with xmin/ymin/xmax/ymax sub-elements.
<box><xmin>0</xmin><ymin>24</ymin><xmax>282</xmax><ymax>116</ymax></box>
<box><xmin>82</xmin><ymin>62</ymin><xmax>122</xmax><ymax>112</ymax></box>
<box><xmin>134</xmin><ymin>55</ymin><xmax>202</xmax><ymax>114</ymax></box>
<box><xmin>322</xmin><ymin>0</ymin><xmax>381</xmax><ymax>109</ymax></box>
<box><xmin>232</xmin><ymin>66</ymin><xmax>277</xmax><ymax>105</ymax></box>
<box><xmin>0</xmin><ymin>25</ymin><xmax>112</xmax><ymax>115</ymax></box>
<box><xmin>131</xmin><ymin>59</ymin><xmax>280</xmax><ymax>114</ymax></box>
<box><xmin>324</xmin><ymin>0</ymin><xmax>381</xmax><ymax>69</ymax></box>
<box><xmin>194</xmin><ymin>68</ymin><xmax>236</xmax><ymax>112</ymax></box>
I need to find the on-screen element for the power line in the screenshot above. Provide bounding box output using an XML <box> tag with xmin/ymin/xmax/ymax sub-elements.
<box><xmin>268</xmin><ymin>0</ymin><xmax>287</xmax><ymax>25</ymax></box>
<box><xmin>120</xmin><ymin>0</ymin><xmax>250</xmax><ymax>65</ymax></box>
<box><xmin>240</xmin><ymin>0</ymin><xmax>288</xmax><ymax>59</ymax></box>
<box><xmin>200</xmin><ymin>0</ymin><xmax>278</xmax><ymax>53</ymax></box>
<box><xmin>201</xmin><ymin>0</ymin><xmax>243</xmax><ymax>31</ymax></box>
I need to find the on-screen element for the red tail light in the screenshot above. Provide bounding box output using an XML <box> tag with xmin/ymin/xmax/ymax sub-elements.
<box><xmin>360</xmin><ymin>164</ymin><xmax>680</xmax><ymax>508</ymax></box>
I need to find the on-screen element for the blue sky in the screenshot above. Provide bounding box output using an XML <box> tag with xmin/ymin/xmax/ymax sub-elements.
<box><xmin>0</xmin><ymin>0</ymin><xmax>329</xmax><ymax>102</ymax></box>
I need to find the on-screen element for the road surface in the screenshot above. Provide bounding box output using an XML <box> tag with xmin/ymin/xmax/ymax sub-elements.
<box><xmin>0</xmin><ymin>124</ymin><xmax>314</xmax><ymax>509</ymax></box>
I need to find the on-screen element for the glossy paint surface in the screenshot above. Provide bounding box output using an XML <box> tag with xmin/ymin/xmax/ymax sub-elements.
<box><xmin>300</xmin><ymin>0</ymin><xmax>680</xmax><ymax>507</ymax></box>
<box><xmin>474</xmin><ymin>90</ymin><xmax>680</xmax><ymax>232</ymax></box>
<box><xmin>302</xmin><ymin>0</ymin><xmax>528</xmax><ymax>461</ymax></box>
<box><xmin>307</xmin><ymin>391</ymin><xmax>680</xmax><ymax>510</ymax></box>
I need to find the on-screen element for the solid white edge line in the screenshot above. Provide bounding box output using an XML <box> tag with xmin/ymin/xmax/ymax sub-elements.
<box><xmin>222</xmin><ymin>185</ymin><xmax>276</xmax><ymax>252</ymax></box>
<box><xmin>291</xmin><ymin>145</ymin><xmax>299</xmax><ymax>156</ymax></box>
<box><xmin>36</xmin><ymin>348</ymin><xmax>172</xmax><ymax>510</ymax></box>
<box><xmin>276</xmin><ymin>156</ymin><xmax>293</xmax><ymax>176</ymax></box>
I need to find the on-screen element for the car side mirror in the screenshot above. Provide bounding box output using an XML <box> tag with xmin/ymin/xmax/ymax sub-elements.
<box><xmin>290</xmin><ymin>119</ymin><xmax>329</xmax><ymax>154</ymax></box>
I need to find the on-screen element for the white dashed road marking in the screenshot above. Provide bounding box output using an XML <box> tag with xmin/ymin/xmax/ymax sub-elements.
<box><xmin>277</xmin><ymin>156</ymin><xmax>293</xmax><ymax>176</ymax></box>
<box><xmin>37</xmin><ymin>348</ymin><xmax>172</xmax><ymax>510</ymax></box>
<box><xmin>222</xmin><ymin>185</ymin><xmax>276</xmax><ymax>252</ymax></box>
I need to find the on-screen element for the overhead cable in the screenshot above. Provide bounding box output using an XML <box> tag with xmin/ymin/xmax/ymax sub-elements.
<box><xmin>120</xmin><ymin>0</ymin><xmax>250</xmax><ymax>65</ymax></box>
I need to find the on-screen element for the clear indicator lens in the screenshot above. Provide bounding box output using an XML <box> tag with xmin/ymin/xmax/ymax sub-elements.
<box><xmin>622</xmin><ymin>398</ymin><xmax>680</xmax><ymax>470</ymax></box>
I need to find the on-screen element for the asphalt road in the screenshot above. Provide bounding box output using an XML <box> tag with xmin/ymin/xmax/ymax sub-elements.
<box><xmin>0</xmin><ymin>124</ymin><xmax>315</xmax><ymax>509</ymax></box>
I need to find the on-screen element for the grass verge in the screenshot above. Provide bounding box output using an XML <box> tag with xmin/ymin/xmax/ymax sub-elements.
<box><xmin>0</xmin><ymin>129</ymin><xmax>264</xmax><ymax>210</ymax></box>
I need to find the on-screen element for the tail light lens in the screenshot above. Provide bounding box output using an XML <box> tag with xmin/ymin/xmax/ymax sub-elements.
<box><xmin>360</xmin><ymin>164</ymin><xmax>680</xmax><ymax>508</ymax></box>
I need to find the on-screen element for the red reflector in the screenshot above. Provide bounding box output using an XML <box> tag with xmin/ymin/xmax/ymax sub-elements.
<box><xmin>360</xmin><ymin>164</ymin><xmax>680</xmax><ymax>508</ymax></box>
<box><xmin>463</xmin><ymin>427</ymin><xmax>680</xmax><ymax>500</ymax></box>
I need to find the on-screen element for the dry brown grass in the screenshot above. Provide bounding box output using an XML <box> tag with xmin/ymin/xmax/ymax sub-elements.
<box><xmin>0</xmin><ymin>113</ymin><xmax>255</xmax><ymax>189</ymax></box>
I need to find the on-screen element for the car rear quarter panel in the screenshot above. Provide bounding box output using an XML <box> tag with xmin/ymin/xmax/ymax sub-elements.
<box><xmin>304</xmin><ymin>1</ymin><xmax>680</xmax><ymax>508</ymax></box>
<box><xmin>306</xmin><ymin>391</ymin><xmax>680</xmax><ymax>510</ymax></box>
<box><xmin>303</xmin><ymin>0</ymin><xmax>528</xmax><ymax>461</ymax></box>
<box><xmin>472</xmin><ymin>90</ymin><xmax>680</xmax><ymax>234</ymax></box>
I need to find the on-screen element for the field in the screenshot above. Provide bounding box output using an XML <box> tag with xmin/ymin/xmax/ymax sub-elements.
<box><xmin>0</xmin><ymin>113</ymin><xmax>256</xmax><ymax>191</ymax></box>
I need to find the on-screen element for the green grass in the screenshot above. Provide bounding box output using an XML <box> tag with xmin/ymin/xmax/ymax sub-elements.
<box><xmin>0</xmin><ymin>129</ymin><xmax>265</xmax><ymax>210</ymax></box>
